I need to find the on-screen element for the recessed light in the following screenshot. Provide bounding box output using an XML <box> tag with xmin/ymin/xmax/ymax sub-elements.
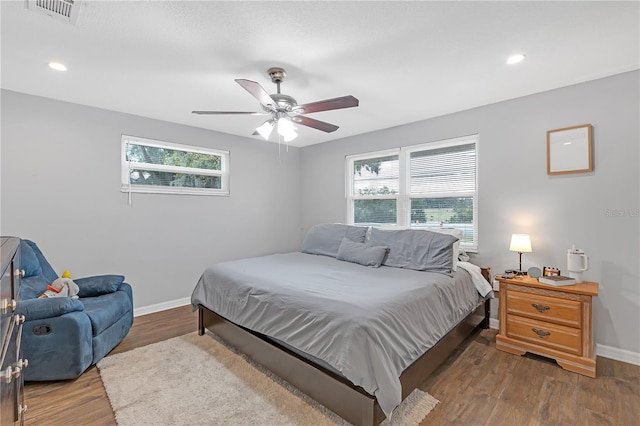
<box><xmin>506</xmin><ymin>54</ymin><xmax>525</xmax><ymax>65</ymax></box>
<box><xmin>48</xmin><ymin>62</ymin><xmax>67</xmax><ymax>71</ymax></box>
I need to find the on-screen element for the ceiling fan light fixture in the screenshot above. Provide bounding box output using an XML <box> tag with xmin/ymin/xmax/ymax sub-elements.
<box><xmin>256</xmin><ymin>120</ymin><xmax>274</xmax><ymax>139</ymax></box>
<box><xmin>283</xmin><ymin>129</ymin><xmax>298</xmax><ymax>142</ymax></box>
<box><xmin>193</xmin><ymin>67</ymin><xmax>359</xmax><ymax>140</ymax></box>
<box><xmin>277</xmin><ymin>117</ymin><xmax>298</xmax><ymax>142</ymax></box>
<box><xmin>277</xmin><ymin>117</ymin><xmax>294</xmax><ymax>132</ymax></box>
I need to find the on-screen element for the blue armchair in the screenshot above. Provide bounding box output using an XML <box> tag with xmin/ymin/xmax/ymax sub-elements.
<box><xmin>17</xmin><ymin>239</ymin><xmax>133</xmax><ymax>381</ymax></box>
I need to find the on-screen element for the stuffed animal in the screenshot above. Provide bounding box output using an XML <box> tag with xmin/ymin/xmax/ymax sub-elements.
<box><xmin>39</xmin><ymin>271</ymin><xmax>80</xmax><ymax>299</ymax></box>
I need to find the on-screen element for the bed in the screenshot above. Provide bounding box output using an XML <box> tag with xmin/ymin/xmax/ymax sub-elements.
<box><xmin>191</xmin><ymin>224</ymin><xmax>493</xmax><ymax>425</ymax></box>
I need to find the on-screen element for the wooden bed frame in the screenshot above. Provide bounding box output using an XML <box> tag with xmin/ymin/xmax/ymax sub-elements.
<box><xmin>197</xmin><ymin>268</ymin><xmax>492</xmax><ymax>426</ymax></box>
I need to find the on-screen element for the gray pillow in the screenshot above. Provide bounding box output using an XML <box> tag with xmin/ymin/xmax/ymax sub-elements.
<box><xmin>301</xmin><ymin>224</ymin><xmax>368</xmax><ymax>258</ymax></box>
<box><xmin>336</xmin><ymin>238</ymin><xmax>389</xmax><ymax>268</ymax></box>
<box><xmin>368</xmin><ymin>228</ymin><xmax>458</xmax><ymax>274</ymax></box>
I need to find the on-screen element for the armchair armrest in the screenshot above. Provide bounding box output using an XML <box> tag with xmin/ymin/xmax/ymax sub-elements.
<box><xmin>16</xmin><ymin>297</ymin><xmax>85</xmax><ymax>321</ymax></box>
<box><xmin>75</xmin><ymin>275</ymin><xmax>125</xmax><ymax>297</ymax></box>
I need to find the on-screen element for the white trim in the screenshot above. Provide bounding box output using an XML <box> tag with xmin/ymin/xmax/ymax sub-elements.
<box><xmin>489</xmin><ymin>318</ymin><xmax>499</xmax><ymax>330</ymax></box>
<box><xmin>489</xmin><ymin>319</ymin><xmax>640</xmax><ymax>366</ymax></box>
<box><xmin>133</xmin><ymin>297</ymin><xmax>191</xmax><ymax>317</ymax></box>
<box><xmin>122</xmin><ymin>185</ymin><xmax>230</xmax><ymax>196</ymax></box>
<box><xmin>401</xmin><ymin>133</ymin><xmax>479</xmax><ymax>155</ymax></box>
<box><xmin>596</xmin><ymin>343</ymin><xmax>640</xmax><ymax>366</ymax></box>
<box><xmin>346</xmin><ymin>148</ymin><xmax>400</xmax><ymax>163</ymax></box>
<box><xmin>123</xmin><ymin>134</ymin><xmax>228</xmax><ymax>157</ymax></box>
<box><xmin>121</xmin><ymin>134</ymin><xmax>230</xmax><ymax>196</ymax></box>
<box><xmin>346</xmin><ymin>135</ymin><xmax>479</xmax><ymax>250</ymax></box>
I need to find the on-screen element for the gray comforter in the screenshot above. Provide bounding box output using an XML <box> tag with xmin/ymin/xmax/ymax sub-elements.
<box><xmin>191</xmin><ymin>252</ymin><xmax>485</xmax><ymax>416</ymax></box>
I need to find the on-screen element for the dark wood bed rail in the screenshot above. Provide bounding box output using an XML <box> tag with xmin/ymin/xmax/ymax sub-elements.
<box><xmin>197</xmin><ymin>267</ymin><xmax>492</xmax><ymax>426</ymax></box>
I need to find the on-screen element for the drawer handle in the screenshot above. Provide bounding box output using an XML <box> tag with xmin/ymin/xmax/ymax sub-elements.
<box><xmin>11</xmin><ymin>366</ymin><xmax>22</xmax><ymax>379</ymax></box>
<box><xmin>0</xmin><ymin>366</ymin><xmax>13</xmax><ymax>383</ymax></box>
<box><xmin>1</xmin><ymin>298</ymin><xmax>17</xmax><ymax>314</ymax></box>
<box><xmin>531</xmin><ymin>303</ymin><xmax>550</xmax><ymax>313</ymax></box>
<box><xmin>532</xmin><ymin>328</ymin><xmax>551</xmax><ymax>338</ymax></box>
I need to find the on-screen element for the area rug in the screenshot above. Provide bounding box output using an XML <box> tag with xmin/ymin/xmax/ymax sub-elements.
<box><xmin>97</xmin><ymin>332</ymin><xmax>439</xmax><ymax>426</ymax></box>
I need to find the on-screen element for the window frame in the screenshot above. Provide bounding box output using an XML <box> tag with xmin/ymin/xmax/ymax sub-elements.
<box><xmin>346</xmin><ymin>135</ymin><xmax>479</xmax><ymax>251</ymax></box>
<box><xmin>121</xmin><ymin>135</ymin><xmax>230</xmax><ymax>196</ymax></box>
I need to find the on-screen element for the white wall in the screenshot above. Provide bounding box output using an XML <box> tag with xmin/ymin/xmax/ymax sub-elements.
<box><xmin>299</xmin><ymin>71</ymin><xmax>640</xmax><ymax>355</ymax></box>
<box><xmin>1</xmin><ymin>90</ymin><xmax>302</xmax><ymax>310</ymax></box>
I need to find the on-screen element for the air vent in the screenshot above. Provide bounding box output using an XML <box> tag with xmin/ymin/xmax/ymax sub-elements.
<box><xmin>26</xmin><ymin>0</ymin><xmax>80</xmax><ymax>24</ymax></box>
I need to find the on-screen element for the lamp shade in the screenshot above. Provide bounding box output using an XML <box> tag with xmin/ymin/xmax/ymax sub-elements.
<box><xmin>509</xmin><ymin>234</ymin><xmax>532</xmax><ymax>253</ymax></box>
<box><xmin>256</xmin><ymin>120</ymin><xmax>274</xmax><ymax>139</ymax></box>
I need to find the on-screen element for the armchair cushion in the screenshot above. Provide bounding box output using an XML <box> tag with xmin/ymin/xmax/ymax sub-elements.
<box><xmin>21</xmin><ymin>240</ymin><xmax>42</xmax><ymax>278</ymax></box>
<box><xmin>22</xmin><ymin>240</ymin><xmax>58</xmax><ymax>283</ymax></box>
<box><xmin>75</xmin><ymin>275</ymin><xmax>124</xmax><ymax>297</ymax></box>
<box><xmin>21</xmin><ymin>275</ymin><xmax>51</xmax><ymax>300</ymax></box>
<box><xmin>81</xmin><ymin>290</ymin><xmax>132</xmax><ymax>335</ymax></box>
<box><xmin>16</xmin><ymin>297</ymin><xmax>84</xmax><ymax>321</ymax></box>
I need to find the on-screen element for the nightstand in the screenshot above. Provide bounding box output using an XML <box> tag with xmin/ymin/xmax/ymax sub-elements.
<box><xmin>495</xmin><ymin>274</ymin><xmax>599</xmax><ymax>377</ymax></box>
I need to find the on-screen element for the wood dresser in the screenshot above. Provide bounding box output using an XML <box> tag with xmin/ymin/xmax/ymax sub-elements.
<box><xmin>495</xmin><ymin>274</ymin><xmax>599</xmax><ymax>378</ymax></box>
<box><xmin>1</xmin><ymin>237</ymin><xmax>27</xmax><ymax>424</ymax></box>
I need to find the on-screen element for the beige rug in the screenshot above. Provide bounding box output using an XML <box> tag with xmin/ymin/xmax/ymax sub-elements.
<box><xmin>97</xmin><ymin>332</ymin><xmax>439</xmax><ymax>426</ymax></box>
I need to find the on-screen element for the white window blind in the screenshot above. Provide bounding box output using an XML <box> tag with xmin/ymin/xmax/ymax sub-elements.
<box><xmin>121</xmin><ymin>135</ymin><xmax>229</xmax><ymax>196</ymax></box>
<box><xmin>407</xmin><ymin>139</ymin><xmax>477</xmax><ymax>250</ymax></box>
<box><xmin>346</xmin><ymin>135</ymin><xmax>478</xmax><ymax>251</ymax></box>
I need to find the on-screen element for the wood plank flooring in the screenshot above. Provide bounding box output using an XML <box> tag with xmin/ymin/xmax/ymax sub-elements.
<box><xmin>24</xmin><ymin>306</ymin><xmax>639</xmax><ymax>425</ymax></box>
<box><xmin>23</xmin><ymin>306</ymin><xmax>198</xmax><ymax>426</ymax></box>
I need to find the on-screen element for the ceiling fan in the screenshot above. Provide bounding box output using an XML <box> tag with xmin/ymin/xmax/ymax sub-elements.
<box><xmin>192</xmin><ymin>67</ymin><xmax>359</xmax><ymax>142</ymax></box>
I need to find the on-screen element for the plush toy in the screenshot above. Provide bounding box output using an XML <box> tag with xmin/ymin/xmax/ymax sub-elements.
<box><xmin>39</xmin><ymin>271</ymin><xmax>80</xmax><ymax>299</ymax></box>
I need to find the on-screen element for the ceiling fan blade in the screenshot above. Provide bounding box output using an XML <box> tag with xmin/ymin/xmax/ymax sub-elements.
<box><xmin>235</xmin><ymin>79</ymin><xmax>280</xmax><ymax>109</ymax></box>
<box><xmin>192</xmin><ymin>110</ymin><xmax>265</xmax><ymax>115</ymax></box>
<box><xmin>293</xmin><ymin>95</ymin><xmax>359</xmax><ymax>114</ymax></box>
<box><xmin>292</xmin><ymin>115</ymin><xmax>339</xmax><ymax>133</ymax></box>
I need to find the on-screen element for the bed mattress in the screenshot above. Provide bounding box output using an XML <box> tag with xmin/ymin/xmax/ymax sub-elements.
<box><xmin>191</xmin><ymin>252</ymin><xmax>488</xmax><ymax>415</ymax></box>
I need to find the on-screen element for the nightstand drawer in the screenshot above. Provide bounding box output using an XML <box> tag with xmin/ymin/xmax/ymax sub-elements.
<box><xmin>506</xmin><ymin>314</ymin><xmax>582</xmax><ymax>356</ymax></box>
<box><xmin>506</xmin><ymin>290</ymin><xmax>581</xmax><ymax>328</ymax></box>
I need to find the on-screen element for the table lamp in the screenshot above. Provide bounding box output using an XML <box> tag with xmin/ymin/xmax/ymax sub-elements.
<box><xmin>509</xmin><ymin>234</ymin><xmax>532</xmax><ymax>275</ymax></box>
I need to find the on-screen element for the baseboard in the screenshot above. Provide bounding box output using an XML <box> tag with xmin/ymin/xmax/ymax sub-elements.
<box><xmin>596</xmin><ymin>343</ymin><xmax>640</xmax><ymax>366</ymax></box>
<box><xmin>489</xmin><ymin>318</ymin><xmax>640</xmax><ymax>366</ymax></box>
<box><xmin>134</xmin><ymin>297</ymin><xmax>191</xmax><ymax>317</ymax></box>
<box><xmin>489</xmin><ymin>318</ymin><xmax>499</xmax><ymax>330</ymax></box>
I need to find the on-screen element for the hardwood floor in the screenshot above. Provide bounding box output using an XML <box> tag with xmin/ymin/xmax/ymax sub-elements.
<box><xmin>23</xmin><ymin>306</ymin><xmax>198</xmax><ymax>426</ymax></box>
<box><xmin>24</xmin><ymin>306</ymin><xmax>638</xmax><ymax>425</ymax></box>
<box><xmin>419</xmin><ymin>331</ymin><xmax>640</xmax><ymax>426</ymax></box>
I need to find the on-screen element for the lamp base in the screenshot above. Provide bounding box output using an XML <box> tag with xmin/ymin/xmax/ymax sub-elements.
<box><xmin>514</xmin><ymin>270</ymin><xmax>528</xmax><ymax>276</ymax></box>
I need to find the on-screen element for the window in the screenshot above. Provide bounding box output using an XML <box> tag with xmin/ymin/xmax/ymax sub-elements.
<box><xmin>351</xmin><ymin>152</ymin><xmax>399</xmax><ymax>224</ymax></box>
<box><xmin>346</xmin><ymin>135</ymin><xmax>478</xmax><ymax>251</ymax></box>
<box><xmin>121</xmin><ymin>135</ymin><xmax>229</xmax><ymax>196</ymax></box>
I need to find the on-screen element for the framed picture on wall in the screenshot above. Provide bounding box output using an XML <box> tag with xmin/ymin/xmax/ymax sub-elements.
<box><xmin>547</xmin><ymin>124</ymin><xmax>593</xmax><ymax>175</ymax></box>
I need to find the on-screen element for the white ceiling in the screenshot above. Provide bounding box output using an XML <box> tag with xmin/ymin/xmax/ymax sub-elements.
<box><xmin>1</xmin><ymin>1</ymin><xmax>638</xmax><ymax>147</ymax></box>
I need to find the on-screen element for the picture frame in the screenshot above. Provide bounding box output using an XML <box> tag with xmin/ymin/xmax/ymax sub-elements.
<box><xmin>543</xmin><ymin>266</ymin><xmax>560</xmax><ymax>277</ymax></box>
<box><xmin>547</xmin><ymin>124</ymin><xmax>593</xmax><ymax>175</ymax></box>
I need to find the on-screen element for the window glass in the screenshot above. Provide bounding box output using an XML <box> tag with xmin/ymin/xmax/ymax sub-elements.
<box><xmin>346</xmin><ymin>136</ymin><xmax>478</xmax><ymax>251</ymax></box>
<box><xmin>121</xmin><ymin>136</ymin><xmax>229</xmax><ymax>196</ymax></box>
